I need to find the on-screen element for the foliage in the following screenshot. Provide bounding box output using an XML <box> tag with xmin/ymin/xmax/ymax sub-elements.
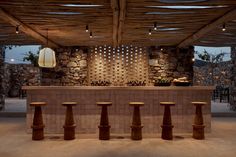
<box><xmin>195</xmin><ymin>49</ymin><xmax>226</xmax><ymax>85</ymax></box>
<box><xmin>196</xmin><ymin>49</ymin><xmax>225</xmax><ymax>64</ymax></box>
<box><xmin>23</xmin><ymin>51</ymin><xmax>39</xmax><ymax>66</ymax></box>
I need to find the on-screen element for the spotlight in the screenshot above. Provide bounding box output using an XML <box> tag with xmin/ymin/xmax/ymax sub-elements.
<box><xmin>148</xmin><ymin>29</ymin><xmax>152</xmax><ymax>35</ymax></box>
<box><xmin>154</xmin><ymin>22</ymin><xmax>157</xmax><ymax>30</ymax></box>
<box><xmin>222</xmin><ymin>23</ymin><xmax>226</xmax><ymax>31</ymax></box>
<box><xmin>86</xmin><ymin>25</ymin><xmax>89</xmax><ymax>32</ymax></box>
<box><xmin>192</xmin><ymin>58</ymin><xmax>195</xmax><ymax>62</ymax></box>
<box><xmin>90</xmin><ymin>32</ymin><xmax>93</xmax><ymax>38</ymax></box>
<box><xmin>16</xmin><ymin>25</ymin><xmax>19</xmax><ymax>34</ymax></box>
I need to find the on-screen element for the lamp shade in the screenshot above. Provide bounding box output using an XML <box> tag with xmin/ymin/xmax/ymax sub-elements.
<box><xmin>38</xmin><ymin>47</ymin><xmax>56</xmax><ymax>68</ymax></box>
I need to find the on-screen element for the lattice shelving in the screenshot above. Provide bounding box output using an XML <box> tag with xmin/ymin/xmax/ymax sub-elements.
<box><xmin>88</xmin><ymin>45</ymin><xmax>149</xmax><ymax>86</ymax></box>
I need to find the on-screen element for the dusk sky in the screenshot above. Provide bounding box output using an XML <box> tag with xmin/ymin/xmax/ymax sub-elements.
<box><xmin>4</xmin><ymin>45</ymin><xmax>231</xmax><ymax>64</ymax></box>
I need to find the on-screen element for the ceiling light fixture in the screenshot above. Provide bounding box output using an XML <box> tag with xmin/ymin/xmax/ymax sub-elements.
<box><xmin>16</xmin><ymin>25</ymin><xmax>19</xmax><ymax>34</ymax></box>
<box><xmin>154</xmin><ymin>22</ymin><xmax>157</xmax><ymax>30</ymax></box>
<box><xmin>90</xmin><ymin>32</ymin><xmax>93</xmax><ymax>38</ymax></box>
<box><xmin>38</xmin><ymin>29</ymin><xmax>56</xmax><ymax>68</ymax></box>
<box><xmin>222</xmin><ymin>23</ymin><xmax>226</xmax><ymax>31</ymax></box>
<box><xmin>86</xmin><ymin>25</ymin><xmax>89</xmax><ymax>32</ymax></box>
<box><xmin>149</xmin><ymin>29</ymin><xmax>152</xmax><ymax>35</ymax></box>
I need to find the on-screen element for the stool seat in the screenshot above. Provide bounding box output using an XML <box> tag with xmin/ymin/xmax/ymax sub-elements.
<box><xmin>30</xmin><ymin>102</ymin><xmax>46</xmax><ymax>107</ymax></box>
<box><xmin>160</xmin><ymin>102</ymin><xmax>175</xmax><ymax>106</ymax></box>
<box><xmin>129</xmin><ymin>102</ymin><xmax>144</xmax><ymax>107</ymax></box>
<box><xmin>97</xmin><ymin>102</ymin><xmax>112</xmax><ymax>106</ymax></box>
<box><xmin>191</xmin><ymin>102</ymin><xmax>207</xmax><ymax>106</ymax></box>
<box><xmin>62</xmin><ymin>102</ymin><xmax>77</xmax><ymax>106</ymax></box>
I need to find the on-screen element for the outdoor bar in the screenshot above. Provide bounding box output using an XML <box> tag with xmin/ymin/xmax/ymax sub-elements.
<box><xmin>1</xmin><ymin>0</ymin><xmax>236</xmax><ymax>157</ymax></box>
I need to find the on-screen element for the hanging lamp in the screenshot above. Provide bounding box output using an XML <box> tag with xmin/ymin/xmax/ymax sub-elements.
<box><xmin>38</xmin><ymin>29</ymin><xmax>56</xmax><ymax>68</ymax></box>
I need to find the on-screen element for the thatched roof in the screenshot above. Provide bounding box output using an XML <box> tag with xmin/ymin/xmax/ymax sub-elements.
<box><xmin>0</xmin><ymin>0</ymin><xmax>236</xmax><ymax>47</ymax></box>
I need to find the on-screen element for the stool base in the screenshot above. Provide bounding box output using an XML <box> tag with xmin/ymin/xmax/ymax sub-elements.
<box><xmin>98</xmin><ymin>125</ymin><xmax>110</xmax><ymax>140</ymax></box>
<box><xmin>31</xmin><ymin>125</ymin><xmax>45</xmax><ymax>140</ymax></box>
<box><xmin>131</xmin><ymin>125</ymin><xmax>143</xmax><ymax>140</ymax></box>
<box><xmin>161</xmin><ymin>125</ymin><xmax>173</xmax><ymax>140</ymax></box>
<box><xmin>193</xmin><ymin>124</ymin><xmax>205</xmax><ymax>140</ymax></box>
<box><xmin>63</xmin><ymin>125</ymin><xmax>76</xmax><ymax>140</ymax></box>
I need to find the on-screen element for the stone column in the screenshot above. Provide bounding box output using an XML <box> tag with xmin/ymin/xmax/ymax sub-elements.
<box><xmin>0</xmin><ymin>47</ymin><xmax>5</xmax><ymax>110</ymax></box>
<box><xmin>230</xmin><ymin>46</ymin><xmax>236</xmax><ymax>110</ymax></box>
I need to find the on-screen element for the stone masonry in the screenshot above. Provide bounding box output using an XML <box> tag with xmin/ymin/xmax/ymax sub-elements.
<box><xmin>41</xmin><ymin>47</ymin><xmax>88</xmax><ymax>86</ymax></box>
<box><xmin>148</xmin><ymin>46</ymin><xmax>194</xmax><ymax>84</ymax></box>
<box><xmin>0</xmin><ymin>47</ymin><xmax>4</xmax><ymax>110</ymax></box>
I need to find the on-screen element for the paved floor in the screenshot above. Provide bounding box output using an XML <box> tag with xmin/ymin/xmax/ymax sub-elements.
<box><xmin>0</xmin><ymin>117</ymin><xmax>235</xmax><ymax>157</ymax></box>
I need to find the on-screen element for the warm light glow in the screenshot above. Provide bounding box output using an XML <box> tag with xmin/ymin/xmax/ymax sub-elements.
<box><xmin>86</xmin><ymin>25</ymin><xmax>89</xmax><ymax>32</ymax></box>
<box><xmin>38</xmin><ymin>47</ymin><xmax>56</xmax><ymax>68</ymax></box>
<box><xmin>149</xmin><ymin>29</ymin><xmax>152</xmax><ymax>35</ymax></box>
<box><xmin>16</xmin><ymin>26</ymin><xmax>19</xmax><ymax>34</ymax></box>
<box><xmin>222</xmin><ymin>23</ymin><xmax>226</xmax><ymax>31</ymax></box>
<box><xmin>192</xmin><ymin>58</ymin><xmax>195</xmax><ymax>62</ymax></box>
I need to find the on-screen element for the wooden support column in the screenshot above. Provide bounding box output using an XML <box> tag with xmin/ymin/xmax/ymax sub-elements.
<box><xmin>230</xmin><ymin>46</ymin><xmax>236</xmax><ymax>110</ymax></box>
<box><xmin>0</xmin><ymin>8</ymin><xmax>60</xmax><ymax>48</ymax></box>
<box><xmin>111</xmin><ymin>0</ymin><xmax>119</xmax><ymax>47</ymax></box>
<box><xmin>118</xmin><ymin>0</ymin><xmax>126</xmax><ymax>46</ymax></box>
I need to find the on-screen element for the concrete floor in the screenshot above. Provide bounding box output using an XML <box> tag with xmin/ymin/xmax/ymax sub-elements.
<box><xmin>0</xmin><ymin>117</ymin><xmax>235</xmax><ymax>157</ymax></box>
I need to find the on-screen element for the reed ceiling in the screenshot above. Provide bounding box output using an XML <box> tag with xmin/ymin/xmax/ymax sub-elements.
<box><xmin>0</xmin><ymin>0</ymin><xmax>236</xmax><ymax>47</ymax></box>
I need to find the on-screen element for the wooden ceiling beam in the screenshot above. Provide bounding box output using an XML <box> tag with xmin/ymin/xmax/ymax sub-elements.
<box><xmin>118</xmin><ymin>0</ymin><xmax>126</xmax><ymax>46</ymax></box>
<box><xmin>111</xmin><ymin>0</ymin><xmax>119</xmax><ymax>47</ymax></box>
<box><xmin>0</xmin><ymin>8</ymin><xmax>60</xmax><ymax>48</ymax></box>
<box><xmin>178</xmin><ymin>8</ymin><xmax>236</xmax><ymax>48</ymax></box>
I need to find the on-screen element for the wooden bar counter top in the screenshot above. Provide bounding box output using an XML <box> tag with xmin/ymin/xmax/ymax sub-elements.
<box><xmin>23</xmin><ymin>86</ymin><xmax>214</xmax><ymax>136</ymax></box>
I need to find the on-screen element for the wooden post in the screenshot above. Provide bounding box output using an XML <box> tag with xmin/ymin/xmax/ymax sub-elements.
<box><xmin>160</xmin><ymin>102</ymin><xmax>175</xmax><ymax>140</ymax></box>
<box><xmin>97</xmin><ymin>102</ymin><xmax>112</xmax><ymax>140</ymax></box>
<box><xmin>30</xmin><ymin>102</ymin><xmax>46</xmax><ymax>140</ymax></box>
<box><xmin>130</xmin><ymin>102</ymin><xmax>144</xmax><ymax>140</ymax></box>
<box><xmin>63</xmin><ymin>102</ymin><xmax>77</xmax><ymax>140</ymax></box>
<box><xmin>192</xmin><ymin>102</ymin><xmax>206</xmax><ymax>140</ymax></box>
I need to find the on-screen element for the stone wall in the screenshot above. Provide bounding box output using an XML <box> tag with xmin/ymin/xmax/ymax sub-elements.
<box><xmin>4</xmin><ymin>64</ymin><xmax>41</xmax><ymax>97</ymax></box>
<box><xmin>42</xmin><ymin>46</ymin><xmax>194</xmax><ymax>86</ymax></box>
<box><xmin>148</xmin><ymin>46</ymin><xmax>194</xmax><ymax>84</ymax></box>
<box><xmin>193</xmin><ymin>60</ymin><xmax>232</xmax><ymax>86</ymax></box>
<box><xmin>230</xmin><ymin>46</ymin><xmax>236</xmax><ymax>110</ymax></box>
<box><xmin>41</xmin><ymin>47</ymin><xmax>88</xmax><ymax>86</ymax></box>
<box><xmin>0</xmin><ymin>47</ymin><xmax>4</xmax><ymax>110</ymax></box>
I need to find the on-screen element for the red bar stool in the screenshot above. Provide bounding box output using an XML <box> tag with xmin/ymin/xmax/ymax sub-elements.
<box><xmin>129</xmin><ymin>102</ymin><xmax>144</xmax><ymax>140</ymax></box>
<box><xmin>192</xmin><ymin>102</ymin><xmax>207</xmax><ymax>140</ymax></box>
<box><xmin>30</xmin><ymin>102</ymin><xmax>47</xmax><ymax>140</ymax></box>
<box><xmin>97</xmin><ymin>102</ymin><xmax>112</xmax><ymax>140</ymax></box>
<box><xmin>62</xmin><ymin>102</ymin><xmax>77</xmax><ymax>140</ymax></box>
<box><xmin>160</xmin><ymin>102</ymin><xmax>175</xmax><ymax>140</ymax></box>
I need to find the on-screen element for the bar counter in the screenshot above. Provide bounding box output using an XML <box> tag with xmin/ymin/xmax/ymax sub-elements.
<box><xmin>23</xmin><ymin>86</ymin><xmax>214</xmax><ymax>135</ymax></box>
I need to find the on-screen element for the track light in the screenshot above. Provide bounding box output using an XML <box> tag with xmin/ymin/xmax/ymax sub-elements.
<box><xmin>90</xmin><ymin>32</ymin><xmax>93</xmax><ymax>38</ymax></box>
<box><xmin>86</xmin><ymin>25</ymin><xmax>89</xmax><ymax>32</ymax></box>
<box><xmin>222</xmin><ymin>23</ymin><xmax>226</xmax><ymax>31</ymax></box>
<box><xmin>154</xmin><ymin>22</ymin><xmax>157</xmax><ymax>30</ymax></box>
<box><xmin>16</xmin><ymin>25</ymin><xmax>19</xmax><ymax>34</ymax></box>
<box><xmin>148</xmin><ymin>29</ymin><xmax>152</xmax><ymax>35</ymax></box>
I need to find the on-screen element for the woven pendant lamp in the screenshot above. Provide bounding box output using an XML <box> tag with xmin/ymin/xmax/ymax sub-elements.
<box><xmin>38</xmin><ymin>29</ymin><xmax>56</xmax><ymax>68</ymax></box>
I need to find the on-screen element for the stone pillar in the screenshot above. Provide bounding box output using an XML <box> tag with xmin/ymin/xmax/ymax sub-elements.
<box><xmin>230</xmin><ymin>46</ymin><xmax>236</xmax><ymax>110</ymax></box>
<box><xmin>0</xmin><ymin>47</ymin><xmax>5</xmax><ymax>110</ymax></box>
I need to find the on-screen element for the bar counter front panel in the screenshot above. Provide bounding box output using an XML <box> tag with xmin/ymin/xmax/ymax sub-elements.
<box><xmin>23</xmin><ymin>86</ymin><xmax>214</xmax><ymax>135</ymax></box>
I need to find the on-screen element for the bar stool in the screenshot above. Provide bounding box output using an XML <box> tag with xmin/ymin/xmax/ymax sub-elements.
<box><xmin>62</xmin><ymin>102</ymin><xmax>77</xmax><ymax>140</ymax></box>
<box><xmin>30</xmin><ymin>102</ymin><xmax>47</xmax><ymax>140</ymax></box>
<box><xmin>160</xmin><ymin>102</ymin><xmax>175</xmax><ymax>140</ymax></box>
<box><xmin>129</xmin><ymin>102</ymin><xmax>144</xmax><ymax>140</ymax></box>
<box><xmin>97</xmin><ymin>102</ymin><xmax>112</xmax><ymax>140</ymax></box>
<box><xmin>192</xmin><ymin>102</ymin><xmax>207</xmax><ymax>140</ymax></box>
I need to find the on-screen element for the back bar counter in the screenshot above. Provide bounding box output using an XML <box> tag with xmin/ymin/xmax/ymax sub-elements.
<box><xmin>23</xmin><ymin>86</ymin><xmax>214</xmax><ymax>135</ymax></box>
